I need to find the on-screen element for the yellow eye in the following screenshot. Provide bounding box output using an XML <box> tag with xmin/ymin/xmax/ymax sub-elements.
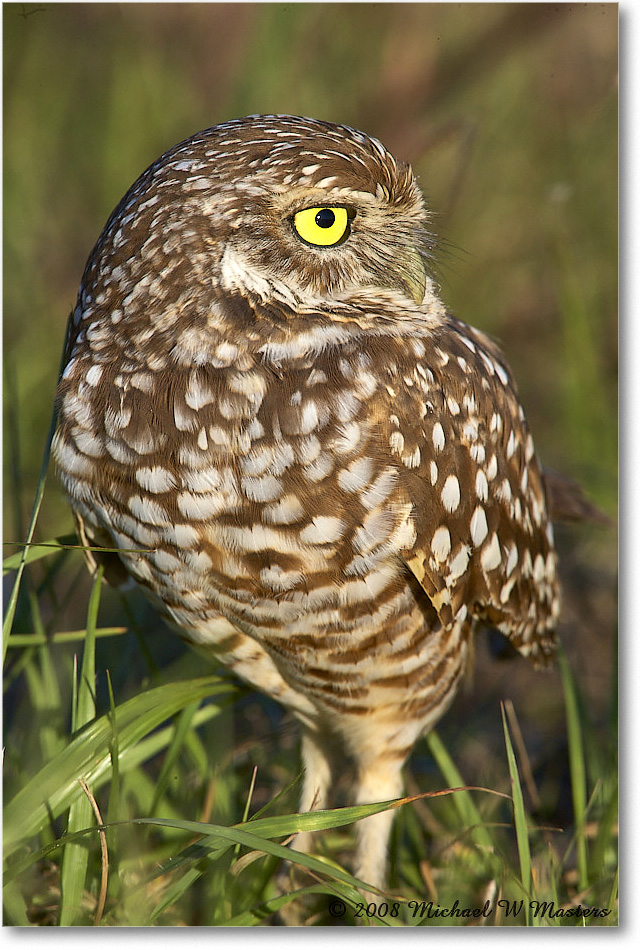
<box><xmin>292</xmin><ymin>206</ymin><xmax>351</xmax><ymax>247</ymax></box>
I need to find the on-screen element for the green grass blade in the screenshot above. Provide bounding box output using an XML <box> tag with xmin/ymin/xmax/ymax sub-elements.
<box><xmin>58</xmin><ymin>568</ymin><xmax>101</xmax><ymax>925</ymax></box>
<box><xmin>2</xmin><ymin>877</ymin><xmax>31</xmax><ymax>926</ymax></box>
<box><xmin>426</xmin><ymin>730</ymin><xmax>495</xmax><ymax>853</ymax></box>
<box><xmin>2</xmin><ymin>364</ymin><xmax>63</xmax><ymax>662</ymax></box>
<box><xmin>126</xmin><ymin>815</ymin><xmax>373</xmax><ymax>895</ymax></box>
<box><xmin>7</xmin><ymin>627</ymin><xmax>128</xmax><ymax>648</ymax></box>
<box><xmin>3</xmin><ymin>676</ymin><xmax>235</xmax><ymax>855</ymax></box>
<box><xmin>558</xmin><ymin>650</ymin><xmax>589</xmax><ymax>891</ymax></box>
<box><xmin>501</xmin><ymin>703</ymin><xmax>532</xmax><ymax>924</ymax></box>
<box><xmin>2</xmin><ymin>534</ymin><xmax>77</xmax><ymax>574</ymax></box>
<box><xmin>148</xmin><ymin>700</ymin><xmax>201</xmax><ymax>816</ymax></box>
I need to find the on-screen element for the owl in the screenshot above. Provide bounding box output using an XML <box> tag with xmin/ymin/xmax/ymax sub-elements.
<box><xmin>52</xmin><ymin>114</ymin><xmax>559</xmax><ymax>892</ymax></box>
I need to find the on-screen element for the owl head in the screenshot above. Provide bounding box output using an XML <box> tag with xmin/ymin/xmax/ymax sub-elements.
<box><xmin>86</xmin><ymin>115</ymin><xmax>432</xmax><ymax>336</ymax></box>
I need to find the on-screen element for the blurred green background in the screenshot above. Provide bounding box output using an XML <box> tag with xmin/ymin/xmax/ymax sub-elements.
<box><xmin>4</xmin><ymin>0</ymin><xmax>617</xmax><ymax>859</ymax></box>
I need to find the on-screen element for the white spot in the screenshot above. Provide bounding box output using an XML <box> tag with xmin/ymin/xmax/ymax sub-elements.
<box><xmin>441</xmin><ymin>474</ymin><xmax>461</xmax><ymax>512</ymax></box>
<box><xmin>185</xmin><ymin>372</ymin><xmax>215</xmax><ymax>410</ymax></box>
<box><xmin>338</xmin><ymin>456</ymin><xmax>374</xmax><ymax>492</ymax></box>
<box><xmin>546</xmin><ymin>551</ymin><xmax>556</xmax><ymax>581</ymax></box>
<box><xmin>246</xmin><ymin>418</ymin><xmax>265</xmax><ymax>441</ymax></box>
<box><xmin>486</xmin><ymin>454</ymin><xmax>498</xmax><ymax>480</ymax></box>
<box><xmin>298</xmin><ymin>400</ymin><xmax>319</xmax><ymax>434</ymax></box>
<box><xmin>475</xmin><ymin>470</ymin><xmax>489</xmax><ymax>501</ymax></box>
<box><xmin>104</xmin><ymin>404</ymin><xmax>133</xmax><ymax>435</ymax></box>
<box><xmin>105</xmin><ymin>437</ymin><xmax>135</xmax><ymax>464</ymax></box>
<box><xmin>454</xmin><ymin>604</ymin><xmax>468</xmax><ymax>623</ymax></box>
<box><xmin>241</xmin><ymin>474</ymin><xmax>282</xmax><ymax>503</ymax></box>
<box><xmin>360</xmin><ymin>467</ymin><xmax>397</xmax><ymax>508</ymax></box>
<box><xmin>62</xmin><ymin>358</ymin><xmax>77</xmax><ymax>380</ymax></box>
<box><xmin>500</xmin><ymin>576</ymin><xmax>517</xmax><ymax>603</ymax></box>
<box><xmin>356</xmin><ymin>370</ymin><xmax>378</xmax><ymax>398</ymax></box>
<box><xmin>306</xmin><ymin>369</ymin><xmax>327</xmax><ymax>386</ymax></box>
<box><xmin>353</xmin><ymin>508</ymin><xmax>395</xmax><ymax>554</ymax></box>
<box><xmin>462</xmin><ymin>419</ymin><xmax>479</xmax><ymax>441</ymax></box>
<box><xmin>52</xmin><ymin>437</ymin><xmax>93</xmax><ymax>477</ymax></box>
<box><xmin>429</xmin><ymin>460</ymin><xmax>439</xmax><ymax>486</ymax></box>
<box><xmin>197</xmin><ymin>427</ymin><xmax>208</xmax><ymax>450</ymax></box>
<box><xmin>130</xmin><ymin>372</ymin><xmax>154</xmax><ymax>393</ymax></box>
<box><xmin>431</xmin><ymin>526</ymin><xmax>452</xmax><ymax>562</ymax></box>
<box><xmin>389</xmin><ymin>431</ymin><xmax>405</xmax><ymax>454</ymax></box>
<box><xmin>481</xmin><ymin>533</ymin><xmax>502</xmax><ymax>572</ymax></box>
<box><xmin>214</xmin><ymin>341</ymin><xmax>239</xmax><ymax>365</ymax></box>
<box><xmin>521</xmin><ymin>468</ymin><xmax>529</xmax><ymax>493</ymax></box>
<box><xmin>331</xmin><ymin>421</ymin><xmax>361</xmax><ymax>454</ymax></box>
<box><xmin>531</xmin><ymin>496</ymin><xmax>544</xmax><ymax>527</ymax></box>
<box><xmin>335</xmin><ymin>389</ymin><xmax>361</xmax><ymax>422</ymax></box>
<box><xmin>209</xmin><ymin>425</ymin><xmax>231</xmax><ymax>447</ymax></box>
<box><xmin>432</xmin><ymin>422</ymin><xmax>445</xmax><ymax>452</ymax></box>
<box><xmin>128</xmin><ymin>495</ymin><xmax>169</xmax><ymax>526</ymax></box>
<box><xmin>85</xmin><ymin>365</ymin><xmax>103</xmax><ymax>387</ymax></box>
<box><xmin>533</xmin><ymin>553</ymin><xmax>546</xmax><ymax>583</ymax></box>
<box><xmin>72</xmin><ymin>427</ymin><xmax>104</xmax><ymax>458</ymax></box>
<box><xmin>497</xmin><ymin>478</ymin><xmax>512</xmax><ymax>504</ymax></box>
<box><xmin>177</xmin><ymin>491</ymin><xmax>225</xmax><ymax>520</ymax></box>
<box><xmin>150</xmin><ymin>549</ymin><xmax>182</xmax><ymax>573</ymax></box>
<box><xmin>494</xmin><ymin>362</ymin><xmax>509</xmax><ymax>385</ymax></box>
<box><xmin>174</xmin><ymin>402</ymin><xmax>198</xmax><ymax>432</ymax></box>
<box><xmin>461</xmin><ymin>335</ymin><xmax>477</xmax><ymax>353</ymax></box>
<box><xmin>506</xmin><ymin>542</ymin><xmax>519</xmax><ymax>576</ymax></box>
<box><xmin>303</xmin><ymin>452</ymin><xmax>334</xmax><ymax>482</ymax></box>
<box><xmin>470</xmin><ymin>443</ymin><xmax>486</xmax><ymax>464</ymax></box>
<box><xmin>402</xmin><ymin>446</ymin><xmax>421</xmax><ymax>469</ymax></box>
<box><xmin>525</xmin><ymin>433</ymin><xmax>535</xmax><ymax>462</ymax></box>
<box><xmin>300</xmin><ymin>516</ymin><xmax>344</xmax><ymax>545</ymax></box>
<box><xmin>470</xmin><ymin>506</ymin><xmax>488</xmax><ymax>547</ymax></box>
<box><xmin>447</xmin><ymin>544</ymin><xmax>470</xmax><ymax>582</ymax></box>
<box><xmin>260</xmin><ymin>565</ymin><xmax>303</xmax><ymax>591</ymax></box>
<box><xmin>169</xmin><ymin>524</ymin><xmax>201</xmax><ymax>548</ymax></box>
<box><xmin>480</xmin><ymin>352</ymin><xmax>495</xmax><ymax>376</ymax></box>
<box><xmin>262</xmin><ymin>493</ymin><xmax>305</xmax><ymax>525</ymax></box>
<box><xmin>447</xmin><ymin>397</ymin><xmax>460</xmax><ymax>416</ymax></box>
<box><xmin>228</xmin><ymin>371</ymin><xmax>266</xmax><ymax>402</ymax></box>
<box><xmin>183</xmin><ymin>467</ymin><xmax>221</xmax><ymax>492</ymax></box>
<box><xmin>507</xmin><ymin>430</ymin><xmax>516</xmax><ymax>459</ymax></box>
<box><xmin>135</xmin><ymin>466</ymin><xmax>177</xmax><ymax>494</ymax></box>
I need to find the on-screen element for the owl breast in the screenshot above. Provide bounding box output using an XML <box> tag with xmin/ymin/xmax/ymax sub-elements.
<box><xmin>55</xmin><ymin>312</ymin><xmax>477</xmax><ymax>743</ymax></box>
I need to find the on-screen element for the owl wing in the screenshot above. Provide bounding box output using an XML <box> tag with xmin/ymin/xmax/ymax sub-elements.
<box><xmin>380</xmin><ymin>315</ymin><xmax>559</xmax><ymax>666</ymax></box>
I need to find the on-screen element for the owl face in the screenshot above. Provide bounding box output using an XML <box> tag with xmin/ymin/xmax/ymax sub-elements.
<box><xmin>90</xmin><ymin>115</ymin><xmax>431</xmax><ymax>330</ymax></box>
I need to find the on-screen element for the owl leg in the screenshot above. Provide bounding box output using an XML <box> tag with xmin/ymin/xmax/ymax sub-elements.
<box><xmin>289</xmin><ymin>729</ymin><xmax>332</xmax><ymax>859</ymax></box>
<box><xmin>352</xmin><ymin>753</ymin><xmax>405</xmax><ymax>893</ymax></box>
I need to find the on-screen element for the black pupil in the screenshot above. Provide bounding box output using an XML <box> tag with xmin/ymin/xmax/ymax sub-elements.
<box><xmin>315</xmin><ymin>208</ymin><xmax>336</xmax><ymax>229</ymax></box>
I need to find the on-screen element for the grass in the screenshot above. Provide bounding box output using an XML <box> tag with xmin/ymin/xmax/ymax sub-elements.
<box><xmin>3</xmin><ymin>2</ymin><xmax>618</xmax><ymax>928</ymax></box>
<box><xmin>3</xmin><ymin>529</ymin><xmax>618</xmax><ymax>926</ymax></box>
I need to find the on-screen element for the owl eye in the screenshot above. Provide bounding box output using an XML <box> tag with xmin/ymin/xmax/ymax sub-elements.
<box><xmin>292</xmin><ymin>206</ymin><xmax>352</xmax><ymax>247</ymax></box>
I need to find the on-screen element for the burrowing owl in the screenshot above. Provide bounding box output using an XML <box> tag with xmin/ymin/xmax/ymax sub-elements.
<box><xmin>53</xmin><ymin>114</ymin><xmax>559</xmax><ymax>890</ymax></box>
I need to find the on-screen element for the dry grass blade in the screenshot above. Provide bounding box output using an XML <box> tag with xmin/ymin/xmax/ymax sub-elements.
<box><xmin>79</xmin><ymin>779</ymin><xmax>108</xmax><ymax>926</ymax></box>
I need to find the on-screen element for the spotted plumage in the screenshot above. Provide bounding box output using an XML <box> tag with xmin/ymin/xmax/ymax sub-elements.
<box><xmin>53</xmin><ymin>114</ymin><xmax>559</xmax><ymax>890</ymax></box>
